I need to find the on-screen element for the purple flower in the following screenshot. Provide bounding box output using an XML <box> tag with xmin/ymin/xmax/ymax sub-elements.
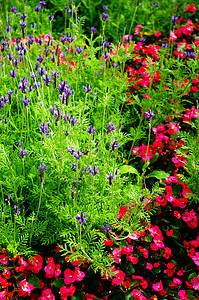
<box><xmin>39</xmin><ymin>163</ymin><xmax>48</xmax><ymax>172</ymax></box>
<box><xmin>14</xmin><ymin>205</ymin><xmax>20</xmax><ymax>215</ymax></box>
<box><xmin>37</xmin><ymin>55</ymin><xmax>44</xmax><ymax>62</ymax></box>
<box><xmin>102</xmin><ymin>224</ymin><xmax>111</xmax><ymax>231</ymax></box>
<box><xmin>103</xmin><ymin>5</ymin><xmax>108</xmax><ymax>10</ymax></box>
<box><xmin>20</xmin><ymin>13</ymin><xmax>27</xmax><ymax>20</ymax></box>
<box><xmin>35</xmin><ymin>5</ymin><xmax>42</xmax><ymax>12</ymax></box>
<box><xmin>76</xmin><ymin>212</ymin><xmax>87</xmax><ymax>224</ymax></box>
<box><xmin>6</xmin><ymin>26</ymin><xmax>12</xmax><ymax>32</ymax></box>
<box><xmin>91</xmin><ymin>26</ymin><xmax>96</xmax><ymax>32</ymax></box>
<box><xmin>39</xmin><ymin>1</ymin><xmax>46</xmax><ymax>6</ymax></box>
<box><xmin>20</xmin><ymin>21</ymin><xmax>27</xmax><ymax>28</ymax></box>
<box><xmin>10</xmin><ymin>70</ymin><xmax>17</xmax><ymax>78</ymax></box>
<box><xmin>110</xmin><ymin>140</ymin><xmax>119</xmax><ymax>152</ymax></box>
<box><xmin>162</xmin><ymin>43</ymin><xmax>168</xmax><ymax>48</ymax></box>
<box><xmin>87</xmin><ymin>166</ymin><xmax>100</xmax><ymax>176</ymax></box>
<box><xmin>153</xmin><ymin>1</ymin><xmax>159</xmax><ymax>7</ymax></box>
<box><xmin>102</xmin><ymin>12</ymin><xmax>109</xmax><ymax>20</ymax></box>
<box><xmin>107</xmin><ymin>121</ymin><xmax>116</xmax><ymax>133</ymax></box>
<box><xmin>31</xmin><ymin>23</ymin><xmax>37</xmax><ymax>28</ymax></box>
<box><xmin>40</xmin><ymin>122</ymin><xmax>49</xmax><ymax>137</ymax></box>
<box><xmin>76</xmin><ymin>47</ymin><xmax>83</xmax><ymax>54</ymax></box>
<box><xmin>10</xmin><ymin>6</ymin><xmax>17</xmax><ymax>12</ymax></box>
<box><xmin>71</xmin><ymin>164</ymin><xmax>77</xmax><ymax>171</ymax></box>
<box><xmin>48</xmin><ymin>14</ymin><xmax>54</xmax><ymax>21</ymax></box>
<box><xmin>21</xmin><ymin>96</ymin><xmax>30</xmax><ymax>106</ymax></box>
<box><xmin>87</xmin><ymin>125</ymin><xmax>96</xmax><ymax>134</ymax></box>
<box><xmin>144</xmin><ymin>110</ymin><xmax>155</xmax><ymax>119</ymax></box>
<box><xmin>83</xmin><ymin>83</ymin><xmax>92</xmax><ymax>93</ymax></box>
<box><xmin>172</xmin><ymin>16</ymin><xmax>178</xmax><ymax>23</ymax></box>
<box><xmin>19</xmin><ymin>148</ymin><xmax>27</xmax><ymax>158</ymax></box>
<box><xmin>107</xmin><ymin>172</ymin><xmax>115</xmax><ymax>185</ymax></box>
<box><xmin>5</xmin><ymin>194</ymin><xmax>11</xmax><ymax>202</ymax></box>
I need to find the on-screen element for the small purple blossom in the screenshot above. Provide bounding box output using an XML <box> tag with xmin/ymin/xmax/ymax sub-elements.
<box><xmin>39</xmin><ymin>1</ymin><xmax>46</xmax><ymax>6</ymax></box>
<box><xmin>103</xmin><ymin>5</ymin><xmax>108</xmax><ymax>10</ymax></box>
<box><xmin>107</xmin><ymin>121</ymin><xmax>116</xmax><ymax>133</ymax></box>
<box><xmin>144</xmin><ymin>110</ymin><xmax>155</xmax><ymax>119</ymax></box>
<box><xmin>107</xmin><ymin>172</ymin><xmax>115</xmax><ymax>185</ymax></box>
<box><xmin>87</xmin><ymin>166</ymin><xmax>100</xmax><ymax>176</ymax></box>
<box><xmin>91</xmin><ymin>26</ymin><xmax>96</xmax><ymax>32</ymax></box>
<box><xmin>76</xmin><ymin>212</ymin><xmax>87</xmax><ymax>224</ymax></box>
<box><xmin>19</xmin><ymin>148</ymin><xmax>27</xmax><ymax>158</ymax></box>
<box><xmin>102</xmin><ymin>12</ymin><xmax>109</xmax><ymax>20</ymax></box>
<box><xmin>83</xmin><ymin>83</ymin><xmax>92</xmax><ymax>93</ymax></box>
<box><xmin>35</xmin><ymin>5</ymin><xmax>42</xmax><ymax>12</ymax></box>
<box><xmin>110</xmin><ymin>140</ymin><xmax>119</xmax><ymax>152</ymax></box>
<box><xmin>87</xmin><ymin>125</ymin><xmax>96</xmax><ymax>134</ymax></box>
<box><xmin>102</xmin><ymin>224</ymin><xmax>111</xmax><ymax>231</ymax></box>
<box><xmin>39</xmin><ymin>163</ymin><xmax>49</xmax><ymax>172</ymax></box>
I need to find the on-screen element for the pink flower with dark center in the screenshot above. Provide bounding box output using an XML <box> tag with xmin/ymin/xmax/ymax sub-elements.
<box><xmin>152</xmin><ymin>280</ymin><xmax>163</xmax><ymax>291</ymax></box>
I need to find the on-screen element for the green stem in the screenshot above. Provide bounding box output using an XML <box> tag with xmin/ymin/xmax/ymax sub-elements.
<box><xmin>29</xmin><ymin>182</ymin><xmax>43</xmax><ymax>246</ymax></box>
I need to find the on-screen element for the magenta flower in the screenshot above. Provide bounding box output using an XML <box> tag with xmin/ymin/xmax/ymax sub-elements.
<box><xmin>192</xmin><ymin>275</ymin><xmax>199</xmax><ymax>290</ymax></box>
<box><xmin>152</xmin><ymin>280</ymin><xmax>163</xmax><ymax>291</ymax></box>
<box><xmin>19</xmin><ymin>279</ymin><xmax>34</xmax><ymax>296</ymax></box>
<box><xmin>192</xmin><ymin>252</ymin><xmax>199</xmax><ymax>266</ymax></box>
<box><xmin>112</xmin><ymin>248</ymin><xmax>122</xmax><ymax>264</ymax></box>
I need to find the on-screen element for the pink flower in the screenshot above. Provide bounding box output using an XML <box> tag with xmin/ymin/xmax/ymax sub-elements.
<box><xmin>28</xmin><ymin>254</ymin><xmax>43</xmax><ymax>273</ymax></box>
<box><xmin>60</xmin><ymin>285</ymin><xmax>76</xmax><ymax>299</ymax></box>
<box><xmin>44</xmin><ymin>259</ymin><xmax>55</xmax><ymax>278</ymax></box>
<box><xmin>112</xmin><ymin>248</ymin><xmax>122</xmax><ymax>264</ymax></box>
<box><xmin>173</xmin><ymin>278</ymin><xmax>182</xmax><ymax>285</ymax></box>
<box><xmin>40</xmin><ymin>289</ymin><xmax>55</xmax><ymax>300</ymax></box>
<box><xmin>122</xmin><ymin>245</ymin><xmax>134</xmax><ymax>255</ymax></box>
<box><xmin>184</xmin><ymin>4</ymin><xmax>197</xmax><ymax>12</ymax></box>
<box><xmin>152</xmin><ymin>280</ymin><xmax>163</xmax><ymax>291</ymax></box>
<box><xmin>146</xmin><ymin>263</ymin><xmax>153</xmax><ymax>270</ymax></box>
<box><xmin>153</xmin><ymin>235</ymin><xmax>164</xmax><ymax>248</ymax></box>
<box><xmin>55</xmin><ymin>264</ymin><xmax>61</xmax><ymax>278</ymax></box>
<box><xmin>75</xmin><ymin>267</ymin><xmax>85</xmax><ymax>281</ymax></box>
<box><xmin>192</xmin><ymin>252</ymin><xmax>199</xmax><ymax>266</ymax></box>
<box><xmin>0</xmin><ymin>255</ymin><xmax>8</xmax><ymax>265</ymax></box>
<box><xmin>192</xmin><ymin>275</ymin><xmax>199</xmax><ymax>290</ymax></box>
<box><xmin>128</xmin><ymin>232</ymin><xmax>140</xmax><ymax>240</ymax></box>
<box><xmin>127</xmin><ymin>255</ymin><xmax>138</xmax><ymax>264</ymax></box>
<box><xmin>112</xmin><ymin>270</ymin><xmax>125</xmax><ymax>285</ymax></box>
<box><xmin>64</xmin><ymin>269</ymin><xmax>76</xmax><ymax>285</ymax></box>
<box><xmin>19</xmin><ymin>279</ymin><xmax>34</xmax><ymax>296</ymax></box>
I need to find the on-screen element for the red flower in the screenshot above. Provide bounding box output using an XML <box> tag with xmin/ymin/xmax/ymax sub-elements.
<box><xmin>104</xmin><ymin>238</ymin><xmax>113</xmax><ymax>247</ymax></box>
<box><xmin>112</xmin><ymin>269</ymin><xmax>125</xmax><ymax>285</ymax></box>
<box><xmin>64</xmin><ymin>269</ymin><xmax>76</xmax><ymax>285</ymax></box>
<box><xmin>60</xmin><ymin>285</ymin><xmax>76</xmax><ymax>300</ymax></box>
